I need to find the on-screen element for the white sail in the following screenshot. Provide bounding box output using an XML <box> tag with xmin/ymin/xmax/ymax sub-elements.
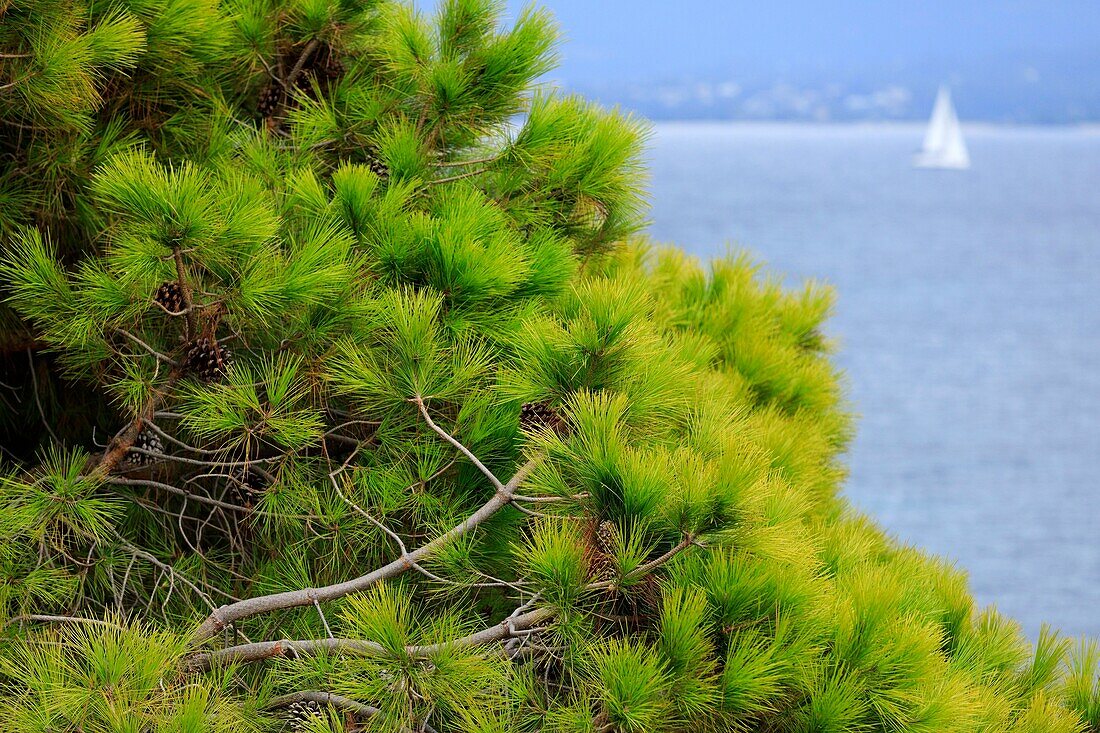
<box><xmin>914</xmin><ymin>86</ymin><xmax>970</xmax><ymax>169</ymax></box>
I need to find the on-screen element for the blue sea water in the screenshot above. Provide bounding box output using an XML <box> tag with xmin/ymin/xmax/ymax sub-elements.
<box><xmin>647</xmin><ymin>122</ymin><xmax>1100</xmax><ymax>639</ymax></box>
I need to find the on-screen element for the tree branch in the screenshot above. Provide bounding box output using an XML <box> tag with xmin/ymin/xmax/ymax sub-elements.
<box><xmin>115</xmin><ymin>535</ymin><xmax>224</xmax><ymax>610</ymax></box>
<box><xmin>430</xmin><ymin>152</ymin><xmax>503</xmax><ymax>168</ymax></box>
<box><xmin>427</xmin><ymin>167</ymin><xmax>491</xmax><ymax>185</ymax></box>
<box><xmin>3</xmin><ymin>614</ymin><xmax>126</xmax><ymax>630</ymax></box>
<box><xmin>586</xmin><ymin>535</ymin><xmax>696</xmax><ymax>591</ymax></box>
<box><xmin>107</xmin><ymin>476</ymin><xmax>298</xmax><ymax>517</ymax></box>
<box><xmin>267</xmin><ymin>691</ymin><xmax>381</xmax><ymax>719</ymax></box>
<box><xmin>189</xmin><ymin>456</ymin><xmax>538</xmax><ymax>644</ymax></box>
<box><xmin>186</xmin><ymin>533</ymin><xmax>696</xmax><ymax>670</ymax></box>
<box><xmin>116</xmin><ymin>329</ymin><xmax>179</xmax><ymax>366</ymax></box>
<box><xmin>172</xmin><ymin>248</ymin><xmax>197</xmax><ymax>340</ymax></box>
<box><xmin>413</xmin><ymin>395</ymin><xmax>503</xmax><ymax>492</ymax></box>
<box><xmin>187</xmin><ymin>607</ymin><xmax>554</xmax><ymax>670</ymax></box>
<box><xmin>285</xmin><ymin>38</ymin><xmax>320</xmax><ymax>95</ymax></box>
<box><xmin>92</xmin><ymin>398</ymin><xmax>159</xmax><ymax>479</ymax></box>
<box><xmin>26</xmin><ymin>348</ymin><xmax>60</xmax><ymax>444</ymax></box>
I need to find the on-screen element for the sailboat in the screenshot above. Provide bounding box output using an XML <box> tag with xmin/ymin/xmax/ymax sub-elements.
<box><xmin>914</xmin><ymin>86</ymin><xmax>970</xmax><ymax>169</ymax></box>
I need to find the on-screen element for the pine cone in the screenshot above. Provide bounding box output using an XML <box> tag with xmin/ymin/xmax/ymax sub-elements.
<box><xmin>294</xmin><ymin>43</ymin><xmax>344</xmax><ymax>87</ymax></box>
<box><xmin>586</xmin><ymin>519</ymin><xmax>618</xmax><ymax>583</ymax></box>
<box><xmin>185</xmin><ymin>337</ymin><xmax>231</xmax><ymax>381</ymax></box>
<box><xmin>571</xmin><ymin>196</ymin><xmax>609</xmax><ymax>232</ymax></box>
<box><xmin>125</xmin><ymin>427</ymin><xmax>164</xmax><ymax>467</ymax></box>
<box><xmin>316</xmin><ymin>44</ymin><xmax>344</xmax><ymax>80</ymax></box>
<box><xmin>285</xmin><ymin>699</ymin><xmax>323</xmax><ymax>731</ymax></box>
<box><xmin>257</xmin><ymin>83</ymin><xmax>282</xmax><ymax>118</ymax></box>
<box><xmin>365</xmin><ymin>148</ymin><xmax>389</xmax><ymax>179</ymax></box>
<box><xmin>153</xmin><ymin>281</ymin><xmax>185</xmax><ymax>314</ymax></box>
<box><xmin>229</xmin><ymin>467</ymin><xmax>266</xmax><ymax>506</ymax></box>
<box><xmin>519</xmin><ymin>400</ymin><xmax>568</xmax><ymax>436</ymax></box>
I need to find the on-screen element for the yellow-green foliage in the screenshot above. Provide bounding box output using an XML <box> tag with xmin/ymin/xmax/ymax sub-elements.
<box><xmin>1</xmin><ymin>1</ymin><xmax>1097</xmax><ymax>732</ymax></box>
<box><xmin>521</xmin><ymin>243</ymin><xmax>1096</xmax><ymax>733</ymax></box>
<box><xmin>0</xmin><ymin>618</ymin><xmax>268</xmax><ymax>732</ymax></box>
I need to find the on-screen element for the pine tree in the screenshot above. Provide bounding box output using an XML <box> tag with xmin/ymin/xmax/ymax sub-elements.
<box><xmin>0</xmin><ymin>2</ymin><xmax>1097</xmax><ymax>732</ymax></box>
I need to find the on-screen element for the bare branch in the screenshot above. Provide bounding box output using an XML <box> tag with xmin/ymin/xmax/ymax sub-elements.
<box><xmin>267</xmin><ymin>691</ymin><xmax>381</xmax><ymax>719</ymax></box>
<box><xmin>3</xmin><ymin>614</ymin><xmax>125</xmax><ymax>630</ymax></box>
<box><xmin>105</xmin><ymin>473</ymin><xmax>275</xmax><ymax>512</ymax></box>
<box><xmin>0</xmin><ymin>72</ymin><xmax>35</xmax><ymax>91</ymax></box>
<box><xmin>151</xmin><ymin>298</ymin><xmax>194</xmax><ymax>317</ymax></box>
<box><xmin>116</xmin><ymin>329</ymin><xmax>179</xmax><ymax>366</ymax></box>
<box><xmin>327</xmin><ymin>445</ymin><xmax>407</xmax><ymax>556</ymax></box>
<box><xmin>190</xmin><ymin>457</ymin><xmax>538</xmax><ymax>644</ymax></box>
<box><xmin>512</xmin><ymin>493</ymin><xmax>578</xmax><ymax>503</ymax></box>
<box><xmin>413</xmin><ymin>396</ymin><xmax>503</xmax><ymax>492</ymax></box>
<box><xmin>427</xmin><ymin>167</ymin><xmax>491</xmax><ymax>185</ymax></box>
<box><xmin>115</xmin><ymin>536</ymin><xmax>225</xmax><ymax>610</ymax></box>
<box><xmin>137</xmin><ymin>420</ymin><xmax>231</xmax><ymax>456</ymax></box>
<box><xmin>187</xmin><ymin>607</ymin><xmax>554</xmax><ymax>670</ymax></box>
<box><xmin>285</xmin><ymin>38</ymin><xmax>320</xmax><ymax>96</ymax></box>
<box><xmin>190</xmin><ymin>535</ymin><xmax>693</xmax><ymax>669</ymax></box>
<box><xmin>26</xmin><ymin>348</ymin><xmax>60</xmax><ymax>444</ymax></box>
<box><xmin>430</xmin><ymin>153</ymin><xmax>503</xmax><ymax>168</ymax></box>
<box><xmin>122</xmin><ymin>449</ymin><xmax>281</xmax><ymax>469</ymax></box>
<box><xmin>172</xmin><ymin>247</ymin><xmax>198</xmax><ymax>340</ymax></box>
<box><xmin>586</xmin><ymin>536</ymin><xmax>695</xmax><ymax>591</ymax></box>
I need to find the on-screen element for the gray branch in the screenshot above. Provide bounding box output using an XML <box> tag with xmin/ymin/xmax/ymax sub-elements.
<box><xmin>267</xmin><ymin>690</ymin><xmax>381</xmax><ymax>718</ymax></box>
<box><xmin>190</xmin><ymin>457</ymin><xmax>538</xmax><ymax>644</ymax></box>
<box><xmin>187</xmin><ymin>607</ymin><xmax>554</xmax><ymax>670</ymax></box>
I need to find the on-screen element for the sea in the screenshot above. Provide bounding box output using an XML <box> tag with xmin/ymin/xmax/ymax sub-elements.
<box><xmin>646</xmin><ymin>122</ymin><xmax>1100</xmax><ymax>640</ymax></box>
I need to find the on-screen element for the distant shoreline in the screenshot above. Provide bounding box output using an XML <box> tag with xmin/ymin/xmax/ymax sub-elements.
<box><xmin>649</xmin><ymin>120</ymin><xmax>1100</xmax><ymax>134</ymax></box>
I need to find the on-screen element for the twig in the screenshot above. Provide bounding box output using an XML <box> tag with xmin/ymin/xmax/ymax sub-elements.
<box><xmin>151</xmin><ymin>298</ymin><xmax>194</xmax><ymax>317</ymax></box>
<box><xmin>313</xmin><ymin>598</ymin><xmax>334</xmax><ymax>639</ymax></box>
<box><xmin>172</xmin><ymin>247</ymin><xmax>197</xmax><ymax>340</ymax></box>
<box><xmin>512</xmin><ymin>493</ymin><xmax>576</xmax><ymax>503</ymax></box>
<box><xmin>430</xmin><ymin>153</ymin><xmax>502</xmax><ymax>168</ymax></box>
<box><xmin>413</xmin><ymin>396</ymin><xmax>503</xmax><ymax>492</ymax></box>
<box><xmin>117</xmin><ymin>329</ymin><xmax>179</xmax><ymax>366</ymax></box>
<box><xmin>511</xmin><ymin>502</ymin><xmax>551</xmax><ymax>518</ymax></box>
<box><xmin>123</xmin><ymin>449</ymin><xmax>281</xmax><ymax>469</ymax></box>
<box><xmin>0</xmin><ymin>73</ymin><xmax>34</xmax><ymax>91</ymax></box>
<box><xmin>585</xmin><ymin>536</ymin><xmax>695</xmax><ymax>591</ymax></box>
<box><xmin>108</xmin><ymin>476</ymin><xmax>272</xmax><ymax>516</ymax></box>
<box><xmin>26</xmin><ymin>348</ymin><xmax>60</xmax><ymax>444</ymax></box>
<box><xmin>284</xmin><ymin>38</ymin><xmax>320</xmax><ymax>95</ymax></box>
<box><xmin>427</xmin><ymin>167</ymin><xmax>491</xmax><ymax>186</ymax></box>
<box><xmin>409</xmin><ymin>561</ymin><xmax>526</xmax><ymax>591</ymax></box>
<box><xmin>3</xmin><ymin>614</ymin><xmax>125</xmax><ymax>630</ymax></box>
<box><xmin>137</xmin><ymin>420</ymin><xmax>233</xmax><ymax>456</ymax></box>
<box><xmin>115</xmin><ymin>536</ymin><xmax>222</xmax><ymax>611</ymax></box>
<box><xmin>328</xmin><ymin>446</ymin><xmax>407</xmax><ymax>556</ymax></box>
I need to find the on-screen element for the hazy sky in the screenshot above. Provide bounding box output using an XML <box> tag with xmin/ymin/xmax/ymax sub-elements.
<box><xmin>411</xmin><ymin>2</ymin><xmax>1100</xmax><ymax>120</ymax></box>
<box><xmin>494</xmin><ymin>1</ymin><xmax>1100</xmax><ymax>85</ymax></box>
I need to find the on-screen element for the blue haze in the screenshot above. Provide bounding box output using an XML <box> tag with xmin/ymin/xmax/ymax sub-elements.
<box><xmin>494</xmin><ymin>1</ymin><xmax>1100</xmax><ymax>122</ymax></box>
<box><xmin>646</xmin><ymin>123</ymin><xmax>1100</xmax><ymax>638</ymax></box>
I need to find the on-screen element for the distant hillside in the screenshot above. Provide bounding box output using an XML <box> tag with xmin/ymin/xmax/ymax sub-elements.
<box><xmin>560</xmin><ymin>46</ymin><xmax>1100</xmax><ymax>124</ymax></box>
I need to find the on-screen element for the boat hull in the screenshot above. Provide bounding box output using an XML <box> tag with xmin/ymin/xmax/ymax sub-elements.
<box><xmin>913</xmin><ymin>152</ymin><xmax>970</xmax><ymax>170</ymax></box>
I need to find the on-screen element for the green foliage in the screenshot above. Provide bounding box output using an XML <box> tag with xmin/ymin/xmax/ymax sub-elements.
<box><xmin>587</xmin><ymin>638</ymin><xmax>671</xmax><ymax>732</ymax></box>
<box><xmin>0</xmin><ymin>618</ymin><xmax>266</xmax><ymax>733</ymax></box>
<box><xmin>1</xmin><ymin>1</ymin><xmax>1097</xmax><ymax>732</ymax></box>
<box><xmin>0</xmin><ymin>448</ymin><xmax>119</xmax><ymax>553</ymax></box>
